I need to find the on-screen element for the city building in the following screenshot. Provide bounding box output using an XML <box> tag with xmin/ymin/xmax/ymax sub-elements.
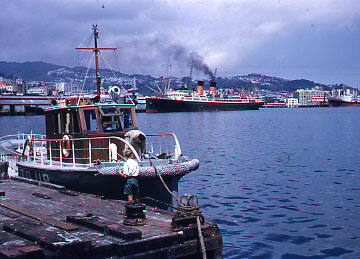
<box><xmin>294</xmin><ymin>87</ymin><xmax>326</xmax><ymax>106</ymax></box>
<box><xmin>285</xmin><ymin>97</ymin><xmax>299</xmax><ymax>107</ymax></box>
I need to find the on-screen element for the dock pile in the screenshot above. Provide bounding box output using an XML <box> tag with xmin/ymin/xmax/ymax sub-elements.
<box><xmin>0</xmin><ymin>176</ymin><xmax>222</xmax><ymax>258</ymax></box>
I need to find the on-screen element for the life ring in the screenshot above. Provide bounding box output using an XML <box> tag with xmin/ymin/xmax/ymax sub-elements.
<box><xmin>61</xmin><ymin>135</ymin><xmax>71</xmax><ymax>157</ymax></box>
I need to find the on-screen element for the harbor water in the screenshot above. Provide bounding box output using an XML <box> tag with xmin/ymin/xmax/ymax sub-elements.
<box><xmin>1</xmin><ymin>107</ymin><xmax>360</xmax><ymax>258</ymax></box>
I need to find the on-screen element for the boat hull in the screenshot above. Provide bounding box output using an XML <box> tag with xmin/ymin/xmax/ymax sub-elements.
<box><xmin>328</xmin><ymin>98</ymin><xmax>360</xmax><ymax>107</ymax></box>
<box><xmin>146</xmin><ymin>98</ymin><xmax>264</xmax><ymax>113</ymax></box>
<box><xmin>17</xmin><ymin>163</ymin><xmax>183</xmax><ymax>206</ymax></box>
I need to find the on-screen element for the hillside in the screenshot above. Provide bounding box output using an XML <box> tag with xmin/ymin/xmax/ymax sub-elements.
<box><xmin>0</xmin><ymin>61</ymin><xmax>65</xmax><ymax>81</ymax></box>
<box><xmin>0</xmin><ymin>61</ymin><xmax>350</xmax><ymax>94</ymax></box>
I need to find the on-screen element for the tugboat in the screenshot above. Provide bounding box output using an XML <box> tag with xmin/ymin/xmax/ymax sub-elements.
<box><xmin>0</xmin><ymin>25</ymin><xmax>199</xmax><ymax>205</ymax></box>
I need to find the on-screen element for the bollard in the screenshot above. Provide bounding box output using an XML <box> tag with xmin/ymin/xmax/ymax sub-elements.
<box><xmin>123</xmin><ymin>203</ymin><xmax>146</xmax><ymax>226</ymax></box>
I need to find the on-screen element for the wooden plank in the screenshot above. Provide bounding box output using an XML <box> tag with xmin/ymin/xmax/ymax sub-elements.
<box><xmin>3</xmin><ymin>222</ymin><xmax>90</xmax><ymax>254</ymax></box>
<box><xmin>11</xmin><ymin>176</ymin><xmax>65</xmax><ymax>191</ymax></box>
<box><xmin>0</xmin><ymin>230</ymin><xmax>44</xmax><ymax>258</ymax></box>
<box><xmin>67</xmin><ymin>215</ymin><xmax>141</xmax><ymax>240</ymax></box>
<box><xmin>0</xmin><ymin>201</ymin><xmax>78</xmax><ymax>231</ymax></box>
<box><xmin>32</xmin><ymin>192</ymin><xmax>52</xmax><ymax>199</ymax></box>
<box><xmin>58</xmin><ymin>189</ymin><xmax>79</xmax><ymax>196</ymax></box>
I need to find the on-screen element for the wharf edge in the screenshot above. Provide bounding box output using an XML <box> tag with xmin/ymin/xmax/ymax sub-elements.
<box><xmin>0</xmin><ymin>175</ymin><xmax>223</xmax><ymax>258</ymax></box>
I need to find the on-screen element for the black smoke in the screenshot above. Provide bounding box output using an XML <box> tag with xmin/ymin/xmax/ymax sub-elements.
<box><xmin>171</xmin><ymin>44</ymin><xmax>214</xmax><ymax>80</ymax></box>
<box><xmin>115</xmin><ymin>35</ymin><xmax>214</xmax><ymax>79</ymax></box>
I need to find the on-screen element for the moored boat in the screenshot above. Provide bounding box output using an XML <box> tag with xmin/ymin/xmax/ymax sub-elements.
<box><xmin>328</xmin><ymin>97</ymin><xmax>360</xmax><ymax>107</ymax></box>
<box><xmin>0</xmin><ymin>26</ymin><xmax>199</xmax><ymax>205</ymax></box>
<box><xmin>328</xmin><ymin>88</ymin><xmax>360</xmax><ymax>107</ymax></box>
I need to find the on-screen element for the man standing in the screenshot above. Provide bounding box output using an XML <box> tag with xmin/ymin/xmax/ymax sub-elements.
<box><xmin>118</xmin><ymin>150</ymin><xmax>139</xmax><ymax>204</ymax></box>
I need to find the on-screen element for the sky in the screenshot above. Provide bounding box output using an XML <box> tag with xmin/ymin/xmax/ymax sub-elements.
<box><xmin>1</xmin><ymin>0</ymin><xmax>360</xmax><ymax>86</ymax></box>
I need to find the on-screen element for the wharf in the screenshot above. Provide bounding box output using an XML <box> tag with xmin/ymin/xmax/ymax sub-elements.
<box><xmin>0</xmin><ymin>95</ymin><xmax>55</xmax><ymax>116</ymax></box>
<box><xmin>0</xmin><ymin>176</ymin><xmax>222</xmax><ymax>258</ymax></box>
<box><xmin>0</xmin><ymin>95</ymin><xmax>146</xmax><ymax>115</ymax></box>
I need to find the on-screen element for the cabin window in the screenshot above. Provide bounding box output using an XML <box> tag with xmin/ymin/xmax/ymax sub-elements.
<box><xmin>72</xmin><ymin>112</ymin><xmax>80</xmax><ymax>133</ymax></box>
<box><xmin>84</xmin><ymin>109</ymin><xmax>99</xmax><ymax>132</ymax></box>
<box><xmin>120</xmin><ymin>108</ymin><xmax>133</xmax><ymax>129</ymax></box>
<box><xmin>56</xmin><ymin>113</ymin><xmax>61</xmax><ymax>134</ymax></box>
<box><xmin>99</xmin><ymin>107</ymin><xmax>122</xmax><ymax>132</ymax></box>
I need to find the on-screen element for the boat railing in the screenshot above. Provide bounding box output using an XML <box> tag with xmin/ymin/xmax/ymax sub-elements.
<box><xmin>145</xmin><ymin>133</ymin><xmax>182</xmax><ymax>160</ymax></box>
<box><xmin>0</xmin><ymin>133</ymin><xmax>182</xmax><ymax>169</ymax></box>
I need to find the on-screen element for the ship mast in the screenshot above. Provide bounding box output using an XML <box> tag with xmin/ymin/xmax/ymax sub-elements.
<box><xmin>76</xmin><ymin>25</ymin><xmax>117</xmax><ymax>100</ymax></box>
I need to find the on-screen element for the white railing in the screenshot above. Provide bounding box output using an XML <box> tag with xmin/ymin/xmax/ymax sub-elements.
<box><xmin>0</xmin><ymin>133</ymin><xmax>182</xmax><ymax>169</ymax></box>
<box><xmin>146</xmin><ymin>133</ymin><xmax>182</xmax><ymax>160</ymax></box>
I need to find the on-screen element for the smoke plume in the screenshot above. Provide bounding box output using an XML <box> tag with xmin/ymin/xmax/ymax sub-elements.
<box><xmin>171</xmin><ymin>44</ymin><xmax>214</xmax><ymax>80</ymax></box>
<box><xmin>115</xmin><ymin>35</ymin><xmax>214</xmax><ymax>79</ymax></box>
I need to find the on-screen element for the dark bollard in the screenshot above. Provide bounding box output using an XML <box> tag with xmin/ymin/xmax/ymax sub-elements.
<box><xmin>123</xmin><ymin>203</ymin><xmax>146</xmax><ymax>226</ymax></box>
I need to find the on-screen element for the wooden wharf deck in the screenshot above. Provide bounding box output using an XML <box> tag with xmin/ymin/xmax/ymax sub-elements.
<box><xmin>0</xmin><ymin>177</ymin><xmax>222</xmax><ymax>258</ymax></box>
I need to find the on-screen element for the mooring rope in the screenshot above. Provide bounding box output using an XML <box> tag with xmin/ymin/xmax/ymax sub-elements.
<box><xmin>149</xmin><ymin>158</ymin><xmax>206</xmax><ymax>259</ymax></box>
<box><xmin>197</xmin><ymin>215</ymin><xmax>207</xmax><ymax>259</ymax></box>
<box><xmin>149</xmin><ymin>158</ymin><xmax>179</xmax><ymax>202</ymax></box>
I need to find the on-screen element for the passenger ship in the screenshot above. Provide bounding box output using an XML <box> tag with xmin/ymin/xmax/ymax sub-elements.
<box><xmin>146</xmin><ymin>81</ymin><xmax>264</xmax><ymax>113</ymax></box>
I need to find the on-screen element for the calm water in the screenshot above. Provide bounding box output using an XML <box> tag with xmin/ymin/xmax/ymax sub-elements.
<box><xmin>1</xmin><ymin>107</ymin><xmax>360</xmax><ymax>258</ymax></box>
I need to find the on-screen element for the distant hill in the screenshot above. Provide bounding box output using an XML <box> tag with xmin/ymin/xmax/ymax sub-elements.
<box><xmin>0</xmin><ymin>61</ymin><xmax>65</xmax><ymax>81</ymax></box>
<box><xmin>0</xmin><ymin>61</ymin><xmax>352</xmax><ymax>94</ymax></box>
<box><xmin>214</xmin><ymin>74</ymin><xmax>331</xmax><ymax>92</ymax></box>
<box><xmin>0</xmin><ymin>71</ymin><xmax>7</xmax><ymax>79</ymax></box>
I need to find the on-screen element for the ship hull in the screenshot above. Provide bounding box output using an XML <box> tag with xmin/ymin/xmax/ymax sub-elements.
<box><xmin>328</xmin><ymin>98</ymin><xmax>360</xmax><ymax>107</ymax></box>
<box><xmin>17</xmin><ymin>163</ymin><xmax>182</xmax><ymax>206</ymax></box>
<box><xmin>146</xmin><ymin>98</ymin><xmax>264</xmax><ymax>113</ymax></box>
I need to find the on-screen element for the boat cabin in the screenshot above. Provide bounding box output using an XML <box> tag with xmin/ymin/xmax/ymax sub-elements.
<box><xmin>44</xmin><ymin>98</ymin><xmax>138</xmax><ymax>164</ymax></box>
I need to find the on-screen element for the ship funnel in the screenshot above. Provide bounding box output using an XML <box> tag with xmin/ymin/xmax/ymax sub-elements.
<box><xmin>210</xmin><ymin>81</ymin><xmax>216</xmax><ymax>94</ymax></box>
<box><xmin>197</xmin><ymin>80</ymin><xmax>204</xmax><ymax>95</ymax></box>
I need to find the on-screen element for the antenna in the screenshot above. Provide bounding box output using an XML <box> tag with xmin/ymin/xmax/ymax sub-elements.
<box><xmin>188</xmin><ymin>63</ymin><xmax>193</xmax><ymax>88</ymax></box>
<box><xmin>164</xmin><ymin>57</ymin><xmax>170</xmax><ymax>95</ymax></box>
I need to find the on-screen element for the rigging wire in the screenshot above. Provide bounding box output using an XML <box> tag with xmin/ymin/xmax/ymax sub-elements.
<box><xmin>77</xmin><ymin>30</ymin><xmax>93</xmax><ymax>49</ymax></box>
<box><xmin>153</xmin><ymin>82</ymin><xmax>164</xmax><ymax>95</ymax></box>
<box><xmin>143</xmin><ymin>84</ymin><xmax>161</xmax><ymax>95</ymax></box>
<box><xmin>99</xmin><ymin>51</ymin><xmax>135</xmax><ymax>105</ymax></box>
<box><xmin>114</xmin><ymin>49</ymin><xmax>121</xmax><ymax>74</ymax></box>
<box><xmin>77</xmin><ymin>52</ymin><xmax>94</xmax><ymax>105</ymax></box>
<box><xmin>77</xmin><ymin>31</ymin><xmax>93</xmax><ymax>67</ymax></box>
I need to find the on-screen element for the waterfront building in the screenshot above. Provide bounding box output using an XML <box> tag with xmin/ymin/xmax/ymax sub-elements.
<box><xmin>286</xmin><ymin>97</ymin><xmax>299</xmax><ymax>107</ymax></box>
<box><xmin>294</xmin><ymin>87</ymin><xmax>326</xmax><ymax>106</ymax></box>
<box><xmin>27</xmin><ymin>87</ymin><xmax>48</xmax><ymax>96</ymax></box>
<box><xmin>0</xmin><ymin>82</ymin><xmax>15</xmax><ymax>93</ymax></box>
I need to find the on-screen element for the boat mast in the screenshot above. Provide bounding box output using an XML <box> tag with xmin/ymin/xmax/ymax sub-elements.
<box><xmin>76</xmin><ymin>25</ymin><xmax>117</xmax><ymax>100</ymax></box>
<box><xmin>93</xmin><ymin>26</ymin><xmax>101</xmax><ymax>98</ymax></box>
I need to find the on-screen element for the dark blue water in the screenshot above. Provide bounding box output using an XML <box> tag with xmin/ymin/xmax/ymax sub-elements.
<box><xmin>1</xmin><ymin>107</ymin><xmax>360</xmax><ymax>258</ymax></box>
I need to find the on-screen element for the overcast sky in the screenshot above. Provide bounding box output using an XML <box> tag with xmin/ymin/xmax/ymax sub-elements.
<box><xmin>1</xmin><ymin>0</ymin><xmax>360</xmax><ymax>86</ymax></box>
